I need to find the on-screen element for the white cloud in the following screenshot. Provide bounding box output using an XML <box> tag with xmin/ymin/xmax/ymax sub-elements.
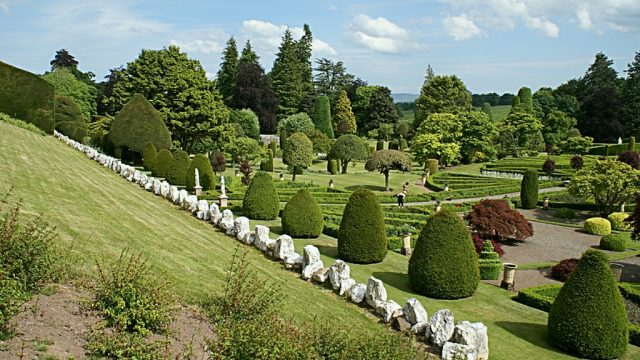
<box><xmin>241</xmin><ymin>19</ymin><xmax>337</xmax><ymax>57</ymax></box>
<box><xmin>442</xmin><ymin>14</ymin><xmax>482</xmax><ymax>41</ymax></box>
<box><xmin>169</xmin><ymin>28</ymin><xmax>226</xmax><ymax>54</ymax></box>
<box><xmin>0</xmin><ymin>2</ymin><xmax>9</xmax><ymax>14</ymax></box>
<box><xmin>346</xmin><ymin>14</ymin><xmax>422</xmax><ymax>54</ymax></box>
<box><xmin>576</xmin><ymin>5</ymin><xmax>592</xmax><ymax>30</ymax></box>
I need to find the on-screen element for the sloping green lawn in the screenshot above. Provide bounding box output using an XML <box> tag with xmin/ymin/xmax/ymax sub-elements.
<box><xmin>1</xmin><ymin>121</ymin><xmax>638</xmax><ymax>359</ymax></box>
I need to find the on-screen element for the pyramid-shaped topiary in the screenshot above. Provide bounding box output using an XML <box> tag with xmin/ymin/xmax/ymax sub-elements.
<box><xmin>408</xmin><ymin>210</ymin><xmax>479</xmax><ymax>299</ymax></box>
<box><xmin>108</xmin><ymin>93</ymin><xmax>171</xmax><ymax>154</ymax></box>
<box><xmin>154</xmin><ymin>149</ymin><xmax>173</xmax><ymax>178</ymax></box>
<box><xmin>281</xmin><ymin>189</ymin><xmax>323</xmax><ymax>238</ymax></box>
<box><xmin>338</xmin><ymin>189</ymin><xmax>387</xmax><ymax>264</ymax></box>
<box><xmin>186</xmin><ymin>154</ymin><xmax>215</xmax><ymax>191</ymax></box>
<box><xmin>142</xmin><ymin>142</ymin><xmax>157</xmax><ymax>173</ymax></box>
<box><xmin>166</xmin><ymin>149</ymin><xmax>190</xmax><ymax>186</ymax></box>
<box><xmin>548</xmin><ymin>249</ymin><xmax>628</xmax><ymax>359</ymax></box>
<box><xmin>242</xmin><ymin>171</ymin><xmax>279</xmax><ymax>220</ymax></box>
<box><xmin>54</xmin><ymin>95</ymin><xmax>87</xmax><ymax>142</ymax></box>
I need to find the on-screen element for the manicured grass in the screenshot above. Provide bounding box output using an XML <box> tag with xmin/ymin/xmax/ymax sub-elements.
<box><xmin>3</xmin><ymin>122</ymin><xmax>639</xmax><ymax>359</ymax></box>
<box><xmin>491</xmin><ymin>105</ymin><xmax>511</xmax><ymax>122</ymax></box>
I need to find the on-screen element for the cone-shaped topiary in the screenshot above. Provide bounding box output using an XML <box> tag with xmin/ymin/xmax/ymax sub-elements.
<box><xmin>242</xmin><ymin>171</ymin><xmax>279</xmax><ymax>220</ymax></box>
<box><xmin>142</xmin><ymin>142</ymin><xmax>157</xmax><ymax>172</ymax></box>
<box><xmin>520</xmin><ymin>169</ymin><xmax>539</xmax><ymax>209</ymax></box>
<box><xmin>154</xmin><ymin>149</ymin><xmax>173</xmax><ymax>178</ymax></box>
<box><xmin>408</xmin><ymin>210</ymin><xmax>479</xmax><ymax>299</ymax></box>
<box><xmin>108</xmin><ymin>94</ymin><xmax>171</xmax><ymax>154</ymax></box>
<box><xmin>281</xmin><ymin>189</ymin><xmax>323</xmax><ymax>238</ymax></box>
<box><xmin>166</xmin><ymin>149</ymin><xmax>190</xmax><ymax>186</ymax></box>
<box><xmin>327</xmin><ymin>159</ymin><xmax>338</xmax><ymax>175</ymax></box>
<box><xmin>54</xmin><ymin>95</ymin><xmax>87</xmax><ymax>142</ymax></box>
<box><xmin>548</xmin><ymin>249</ymin><xmax>628</xmax><ymax>359</ymax></box>
<box><xmin>313</xmin><ymin>95</ymin><xmax>334</xmax><ymax>139</ymax></box>
<box><xmin>187</xmin><ymin>154</ymin><xmax>215</xmax><ymax>191</ymax></box>
<box><xmin>338</xmin><ymin>189</ymin><xmax>387</xmax><ymax>264</ymax></box>
<box><xmin>426</xmin><ymin>159</ymin><xmax>439</xmax><ymax>176</ymax></box>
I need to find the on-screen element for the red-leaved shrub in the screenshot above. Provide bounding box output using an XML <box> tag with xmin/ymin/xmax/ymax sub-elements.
<box><xmin>472</xmin><ymin>233</ymin><xmax>505</xmax><ymax>257</ymax></box>
<box><xmin>466</xmin><ymin>199</ymin><xmax>534</xmax><ymax>243</ymax></box>
<box><xmin>550</xmin><ymin>258</ymin><xmax>579</xmax><ymax>282</ymax></box>
<box><xmin>618</xmin><ymin>151</ymin><xmax>640</xmax><ymax>170</ymax></box>
<box><xmin>543</xmin><ymin>158</ymin><xmax>556</xmax><ymax>176</ymax></box>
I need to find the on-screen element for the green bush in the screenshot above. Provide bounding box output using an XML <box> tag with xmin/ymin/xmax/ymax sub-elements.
<box><xmin>281</xmin><ymin>189</ymin><xmax>323</xmax><ymax>238</ymax></box>
<box><xmin>313</xmin><ymin>95</ymin><xmax>334</xmax><ymax>139</ymax></box>
<box><xmin>0</xmin><ymin>112</ymin><xmax>46</xmax><ymax>136</ymax></box>
<box><xmin>153</xmin><ymin>149</ymin><xmax>173</xmax><ymax>178</ymax></box>
<box><xmin>338</xmin><ymin>189</ymin><xmax>387</xmax><ymax>264</ymax></box>
<box><xmin>328</xmin><ymin>159</ymin><xmax>338</xmax><ymax>175</ymax></box>
<box><xmin>166</xmin><ymin>149</ymin><xmax>190</xmax><ymax>186</ymax></box>
<box><xmin>0</xmin><ymin>273</ymin><xmax>25</xmax><ymax>335</ymax></box>
<box><xmin>479</xmin><ymin>240</ymin><xmax>501</xmax><ymax>280</ymax></box>
<box><xmin>260</xmin><ymin>149</ymin><xmax>274</xmax><ymax>172</ymax></box>
<box><xmin>86</xmin><ymin>326</ymin><xmax>165</xmax><ymax>360</ymax></box>
<box><xmin>584</xmin><ymin>217</ymin><xmax>612</xmax><ymax>235</ymax></box>
<box><xmin>293</xmin><ymin>166</ymin><xmax>304</xmax><ymax>175</ymax></box>
<box><xmin>399</xmin><ymin>138</ymin><xmax>408</xmax><ymax>151</ymax></box>
<box><xmin>600</xmin><ymin>233</ymin><xmax>627</xmax><ymax>252</ymax></box>
<box><xmin>388</xmin><ymin>139</ymin><xmax>399</xmax><ymax>150</ymax></box>
<box><xmin>141</xmin><ymin>142</ymin><xmax>157</xmax><ymax>173</ymax></box>
<box><xmin>54</xmin><ymin>95</ymin><xmax>87</xmax><ymax>142</ymax></box>
<box><xmin>108</xmin><ymin>94</ymin><xmax>171</xmax><ymax>154</ymax></box>
<box><xmin>554</xmin><ymin>207</ymin><xmax>576</xmax><ymax>219</ymax></box>
<box><xmin>93</xmin><ymin>251</ymin><xmax>175</xmax><ymax>335</ymax></box>
<box><xmin>243</xmin><ymin>171</ymin><xmax>279</xmax><ymax>220</ymax></box>
<box><xmin>0</xmin><ymin>60</ymin><xmax>55</xmax><ymax>134</ymax></box>
<box><xmin>630</xmin><ymin>137</ymin><xmax>636</xmax><ymax>152</ymax></box>
<box><xmin>426</xmin><ymin>159</ymin><xmax>439</xmax><ymax>176</ymax></box>
<box><xmin>268</xmin><ymin>141</ymin><xmax>277</xmax><ymax>155</ymax></box>
<box><xmin>630</xmin><ymin>323</ymin><xmax>640</xmax><ymax>347</ymax></box>
<box><xmin>514</xmin><ymin>284</ymin><xmax>561</xmax><ymax>312</ymax></box>
<box><xmin>608</xmin><ymin>212</ymin><xmax>631</xmax><ymax>231</ymax></box>
<box><xmin>520</xmin><ymin>169</ymin><xmax>539</xmax><ymax>209</ymax></box>
<box><xmin>408</xmin><ymin>210</ymin><xmax>479</xmax><ymax>299</ymax></box>
<box><xmin>187</xmin><ymin>154</ymin><xmax>215</xmax><ymax>191</ymax></box>
<box><xmin>548</xmin><ymin>249</ymin><xmax>628</xmax><ymax>359</ymax></box>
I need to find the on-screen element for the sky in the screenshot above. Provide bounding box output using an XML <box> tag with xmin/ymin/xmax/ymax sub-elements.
<box><xmin>0</xmin><ymin>0</ymin><xmax>638</xmax><ymax>95</ymax></box>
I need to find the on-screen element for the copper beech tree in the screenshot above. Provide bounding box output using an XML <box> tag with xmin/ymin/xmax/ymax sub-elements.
<box><xmin>465</xmin><ymin>199</ymin><xmax>533</xmax><ymax>243</ymax></box>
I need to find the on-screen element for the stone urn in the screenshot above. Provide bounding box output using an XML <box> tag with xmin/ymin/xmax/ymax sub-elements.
<box><xmin>501</xmin><ymin>263</ymin><xmax>518</xmax><ymax>291</ymax></box>
<box><xmin>435</xmin><ymin>201</ymin><xmax>442</xmax><ymax>213</ymax></box>
<box><xmin>401</xmin><ymin>233</ymin><xmax>412</xmax><ymax>256</ymax></box>
<box><xmin>543</xmin><ymin>196</ymin><xmax>549</xmax><ymax>210</ymax></box>
<box><xmin>329</xmin><ymin>179</ymin><xmax>334</xmax><ymax>189</ymax></box>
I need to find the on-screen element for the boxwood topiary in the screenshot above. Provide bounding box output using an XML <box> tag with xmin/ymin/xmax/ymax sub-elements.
<box><xmin>584</xmin><ymin>217</ymin><xmax>612</xmax><ymax>236</ymax></box>
<box><xmin>548</xmin><ymin>249</ymin><xmax>628</xmax><ymax>359</ymax></box>
<box><xmin>478</xmin><ymin>240</ymin><xmax>502</xmax><ymax>280</ymax></box>
<box><xmin>281</xmin><ymin>189</ymin><xmax>323</xmax><ymax>238</ymax></box>
<box><xmin>608</xmin><ymin>212</ymin><xmax>631</xmax><ymax>231</ymax></box>
<box><xmin>186</xmin><ymin>154</ymin><xmax>215</xmax><ymax>191</ymax></box>
<box><xmin>154</xmin><ymin>149</ymin><xmax>173</xmax><ymax>178</ymax></box>
<box><xmin>600</xmin><ymin>234</ymin><xmax>627</xmax><ymax>252</ymax></box>
<box><xmin>520</xmin><ymin>169</ymin><xmax>539</xmax><ymax>209</ymax></box>
<box><xmin>328</xmin><ymin>159</ymin><xmax>338</xmax><ymax>175</ymax></box>
<box><xmin>243</xmin><ymin>171</ymin><xmax>279</xmax><ymax>220</ymax></box>
<box><xmin>338</xmin><ymin>189</ymin><xmax>387</xmax><ymax>264</ymax></box>
<box><xmin>426</xmin><ymin>159</ymin><xmax>439</xmax><ymax>176</ymax></box>
<box><xmin>142</xmin><ymin>142</ymin><xmax>157</xmax><ymax>173</ymax></box>
<box><xmin>108</xmin><ymin>94</ymin><xmax>171</xmax><ymax>154</ymax></box>
<box><xmin>408</xmin><ymin>210</ymin><xmax>479</xmax><ymax>299</ymax></box>
<box><xmin>166</xmin><ymin>149</ymin><xmax>190</xmax><ymax>186</ymax></box>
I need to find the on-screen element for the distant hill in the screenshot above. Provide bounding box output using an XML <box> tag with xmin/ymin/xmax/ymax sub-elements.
<box><xmin>392</xmin><ymin>93</ymin><xmax>418</xmax><ymax>103</ymax></box>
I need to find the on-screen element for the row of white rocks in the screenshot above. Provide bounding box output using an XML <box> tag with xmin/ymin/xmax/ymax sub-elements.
<box><xmin>54</xmin><ymin>131</ymin><xmax>488</xmax><ymax>360</ymax></box>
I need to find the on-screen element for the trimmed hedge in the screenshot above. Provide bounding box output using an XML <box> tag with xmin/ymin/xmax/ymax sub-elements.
<box><xmin>54</xmin><ymin>95</ymin><xmax>87</xmax><ymax>142</ymax></box>
<box><xmin>548</xmin><ymin>249</ymin><xmax>628</xmax><ymax>359</ymax></box>
<box><xmin>608</xmin><ymin>212</ymin><xmax>630</xmax><ymax>231</ymax></box>
<box><xmin>281</xmin><ymin>189</ymin><xmax>323</xmax><ymax>238</ymax></box>
<box><xmin>515</xmin><ymin>284</ymin><xmax>561</xmax><ymax>312</ymax></box>
<box><xmin>600</xmin><ymin>234</ymin><xmax>627</xmax><ymax>252</ymax></box>
<box><xmin>328</xmin><ymin>159</ymin><xmax>338</xmax><ymax>175</ymax></box>
<box><xmin>338</xmin><ymin>189</ymin><xmax>387</xmax><ymax>264</ymax></box>
<box><xmin>589</xmin><ymin>143</ymin><xmax>628</xmax><ymax>156</ymax></box>
<box><xmin>154</xmin><ymin>149</ymin><xmax>173</xmax><ymax>178</ymax></box>
<box><xmin>268</xmin><ymin>141</ymin><xmax>277</xmax><ymax>155</ymax></box>
<box><xmin>243</xmin><ymin>171</ymin><xmax>279</xmax><ymax>220</ymax></box>
<box><xmin>108</xmin><ymin>94</ymin><xmax>171</xmax><ymax>154</ymax></box>
<box><xmin>187</xmin><ymin>154</ymin><xmax>215</xmax><ymax>191</ymax></box>
<box><xmin>0</xmin><ymin>60</ymin><xmax>55</xmax><ymax>134</ymax></box>
<box><xmin>520</xmin><ymin>169</ymin><xmax>539</xmax><ymax>209</ymax></box>
<box><xmin>408</xmin><ymin>210</ymin><xmax>479</xmax><ymax>299</ymax></box>
<box><xmin>630</xmin><ymin>137</ymin><xmax>636</xmax><ymax>152</ymax></box>
<box><xmin>166</xmin><ymin>149</ymin><xmax>190</xmax><ymax>186</ymax></box>
<box><xmin>142</xmin><ymin>142</ymin><xmax>157</xmax><ymax>173</ymax></box>
<box><xmin>426</xmin><ymin>159</ymin><xmax>439</xmax><ymax>176</ymax></box>
<box><xmin>584</xmin><ymin>217</ymin><xmax>611</xmax><ymax>235</ymax></box>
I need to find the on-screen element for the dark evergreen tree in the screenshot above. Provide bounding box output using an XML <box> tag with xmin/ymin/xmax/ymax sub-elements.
<box><xmin>216</xmin><ymin>37</ymin><xmax>238</xmax><ymax>106</ymax></box>
<box><xmin>234</xmin><ymin>61</ymin><xmax>278</xmax><ymax>134</ymax></box>
<box><xmin>238</xmin><ymin>40</ymin><xmax>259</xmax><ymax>66</ymax></box>
<box><xmin>270</xmin><ymin>29</ymin><xmax>304</xmax><ymax>121</ymax></box>
<box><xmin>414</xmin><ymin>74</ymin><xmax>471</xmax><ymax>130</ymax></box>
<box><xmin>622</xmin><ymin>51</ymin><xmax>640</xmax><ymax>137</ymax></box>
<box><xmin>364</xmin><ymin>86</ymin><xmax>399</xmax><ymax>133</ymax></box>
<box><xmin>520</xmin><ymin>169</ymin><xmax>539</xmax><ymax>209</ymax></box>
<box><xmin>50</xmin><ymin>49</ymin><xmax>78</xmax><ymax>71</ymax></box>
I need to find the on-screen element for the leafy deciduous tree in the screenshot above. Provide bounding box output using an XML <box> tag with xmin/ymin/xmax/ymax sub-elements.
<box><xmin>413</xmin><ymin>74</ymin><xmax>471</xmax><ymax>130</ymax></box>
<box><xmin>329</xmin><ymin>134</ymin><xmax>368</xmax><ymax>174</ymax></box>
<box><xmin>364</xmin><ymin>149</ymin><xmax>412</xmax><ymax>191</ymax></box>
<box><xmin>283</xmin><ymin>132</ymin><xmax>314</xmax><ymax>181</ymax></box>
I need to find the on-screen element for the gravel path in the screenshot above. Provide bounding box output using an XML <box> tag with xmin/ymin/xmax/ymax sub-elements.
<box><xmin>483</xmin><ymin>269</ymin><xmax>562</xmax><ymax>292</ymax></box>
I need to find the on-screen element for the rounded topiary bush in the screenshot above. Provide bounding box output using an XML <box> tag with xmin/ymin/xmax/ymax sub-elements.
<box><xmin>600</xmin><ymin>234</ymin><xmax>627</xmax><ymax>252</ymax></box>
<box><xmin>166</xmin><ymin>149</ymin><xmax>190</xmax><ymax>186</ymax></box>
<box><xmin>548</xmin><ymin>249</ymin><xmax>628</xmax><ymax>359</ymax></box>
<box><xmin>426</xmin><ymin>159</ymin><xmax>439</xmax><ymax>176</ymax></box>
<box><xmin>187</xmin><ymin>154</ymin><xmax>215</xmax><ymax>191</ymax></box>
<box><xmin>520</xmin><ymin>169</ymin><xmax>539</xmax><ymax>209</ymax></box>
<box><xmin>154</xmin><ymin>149</ymin><xmax>173</xmax><ymax>178</ymax></box>
<box><xmin>281</xmin><ymin>189</ymin><xmax>323</xmax><ymax>238</ymax></box>
<box><xmin>142</xmin><ymin>142</ymin><xmax>157</xmax><ymax>173</ymax></box>
<box><xmin>242</xmin><ymin>171</ymin><xmax>279</xmax><ymax>220</ymax></box>
<box><xmin>608</xmin><ymin>212</ymin><xmax>631</xmax><ymax>231</ymax></box>
<box><xmin>328</xmin><ymin>159</ymin><xmax>338</xmax><ymax>175</ymax></box>
<box><xmin>408</xmin><ymin>210</ymin><xmax>479</xmax><ymax>299</ymax></box>
<box><xmin>584</xmin><ymin>217</ymin><xmax>612</xmax><ymax>236</ymax></box>
<box><xmin>338</xmin><ymin>189</ymin><xmax>387</xmax><ymax>264</ymax></box>
<box><xmin>54</xmin><ymin>95</ymin><xmax>87</xmax><ymax>142</ymax></box>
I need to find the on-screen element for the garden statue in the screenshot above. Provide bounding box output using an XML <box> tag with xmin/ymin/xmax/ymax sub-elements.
<box><xmin>194</xmin><ymin>168</ymin><xmax>202</xmax><ymax>196</ymax></box>
<box><xmin>220</xmin><ymin>175</ymin><xmax>226</xmax><ymax>197</ymax></box>
<box><xmin>219</xmin><ymin>175</ymin><xmax>228</xmax><ymax>207</ymax></box>
<box><xmin>619</xmin><ymin>137</ymin><xmax>623</xmax><ymax>144</ymax></box>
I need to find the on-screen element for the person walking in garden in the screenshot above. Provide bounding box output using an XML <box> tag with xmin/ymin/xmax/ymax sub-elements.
<box><xmin>397</xmin><ymin>191</ymin><xmax>405</xmax><ymax>207</ymax></box>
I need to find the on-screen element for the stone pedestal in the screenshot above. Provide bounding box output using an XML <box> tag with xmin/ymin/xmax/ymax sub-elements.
<box><xmin>501</xmin><ymin>263</ymin><xmax>518</xmax><ymax>291</ymax></box>
<box><xmin>435</xmin><ymin>203</ymin><xmax>442</xmax><ymax>213</ymax></box>
<box><xmin>218</xmin><ymin>194</ymin><xmax>228</xmax><ymax>208</ymax></box>
<box><xmin>400</xmin><ymin>234</ymin><xmax>412</xmax><ymax>256</ymax></box>
<box><xmin>610</xmin><ymin>263</ymin><xmax>624</xmax><ymax>282</ymax></box>
<box><xmin>329</xmin><ymin>180</ymin><xmax>334</xmax><ymax>189</ymax></box>
<box><xmin>194</xmin><ymin>185</ymin><xmax>202</xmax><ymax>196</ymax></box>
<box><xmin>543</xmin><ymin>198</ymin><xmax>549</xmax><ymax>210</ymax></box>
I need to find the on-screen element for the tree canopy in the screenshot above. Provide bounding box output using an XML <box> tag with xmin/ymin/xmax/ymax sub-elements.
<box><xmin>365</xmin><ymin>149</ymin><xmax>412</xmax><ymax>191</ymax></box>
<box><xmin>283</xmin><ymin>132</ymin><xmax>314</xmax><ymax>181</ymax></box>
<box><xmin>329</xmin><ymin>134</ymin><xmax>368</xmax><ymax>174</ymax></box>
<box><xmin>216</xmin><ymin>37</ymin><xmax>238</xmax><ymax>106</ymax></box>
<box><xmin>413</xmin><ymin>74</ymin><xmax>471</xmax><ymax>130</ymax></box>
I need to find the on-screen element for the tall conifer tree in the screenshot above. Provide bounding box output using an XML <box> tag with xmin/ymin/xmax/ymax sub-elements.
<box><xmin>217</xmin><ymin>37</ymin><xmax>238</xmax><ymax>106</ymax></box>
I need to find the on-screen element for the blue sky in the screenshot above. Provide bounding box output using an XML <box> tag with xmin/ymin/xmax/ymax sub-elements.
<box><xmin>0</xmin><ymin>0</ymin><xmax>638</xmax><ymax>94</ymax></box>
